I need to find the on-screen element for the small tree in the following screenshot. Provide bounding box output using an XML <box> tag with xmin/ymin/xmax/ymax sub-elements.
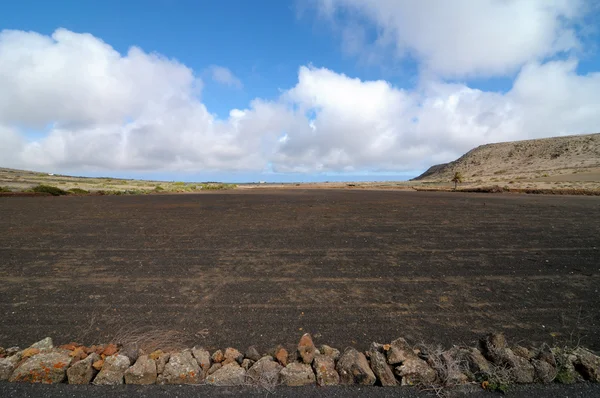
<box><xmin>451</xmin><ymin>171</ymin><xmax>463</xmax><ymax>190</ymax></box>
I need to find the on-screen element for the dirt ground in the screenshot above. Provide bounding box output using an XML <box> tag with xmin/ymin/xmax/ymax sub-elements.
<box><xmin>0</xmin><ymin>190</ymin><xmax>599</xmax><ymax>353</ymax></box>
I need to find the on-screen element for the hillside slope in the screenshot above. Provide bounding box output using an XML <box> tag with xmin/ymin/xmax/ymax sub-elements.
<box><xmin>413</xmin><ymin>133</ymin><xmax>600</xmax><ymax>181</ymax></box>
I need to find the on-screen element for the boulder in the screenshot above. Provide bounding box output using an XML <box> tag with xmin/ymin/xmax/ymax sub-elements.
<box><xmin>245</xmin><ymin>346</ymin><xmax>261</xmax><ymax>362</ymax></box>
<box><xmin>439</xmin><ymin>349</ymin><xmax>469</xmax><ymax>385</ymax></box>
<box><xmin>0</xmin><ymin>355</ymin><xmax>20</xmax><ymax>381</ymax></box>
<box><xmin>368</xmin><ymin>343</ymin><xmax>396</xmax><ymax>386</ymax></box>
<box><xmin>10</xmin><ymin>350</ymin><xmax>72</xmax><ymax>383</ymax></box>
<box><xmin>387</xmin><ymin>337</ymin><xmax>417</xmax><ymax>365</ymax></box>
<box><xmin>298</xmin><ymin>334</ymin><xmax>316</xmax><ymax>364</ymax></box>
<box><xmin>30</xmin><ymin>337</ymin><xmax>53</xmax><ymax>351</ymax></box>
<box><xmin>536</xmin><ymin>344</ymin><xmax>556</xmax><ymax>367</ymax></box>
<box><xmin>532</xmin><ymin>359</ymin><xmax>556</xmax><ymax>383</ymax></box>
<box><xmin>191</xmin><ymin>347</ymin><xmax>211</xmax><ymax>371</ymax></box>
<box><xmin>512</xmin><ymin>345</ymin><xmax>532</xmax><ymax>360</ymax></box>
<box><xmin>507</xmin><ymin>352</ymin><xmax>535</xmax><ymax>384</ymax></box>
<box><xmin>223</xmin><ymin>347</ymin><xmax>243</xmax><ymax>365</ymax></box>
<box><xmin>552</xmin><ymin>349</ymin><xmax>581</xmax><ymax>384</ymax></box>
<box><xmin>206</xmin><ymin>362</ymin><xmax>246</xmax><ymax>386</ymax></box>
<box><xmin>93</xmin><ymin>354</ymin><xmax>130</xmax><ymax>385</ymax></box>
<box><xmin>394</xmin><ymin>357</ymin><xmax>437</xmax><ymax>386</ymax></box>
<box><xmin>101</xmin><ymin>344</ymin><xmax>118</xmax><ymax>357</ymax></box>
<box><xmin>157</xmin><ymin>350</ymin><xmax>202</xmax><ymax>384</ymax></box>
<box><xmin>67</xmin><ymin>353</ymin><xmax>100</xmax><ymax>384</ymax></box>
<box><xmin>336</xmin><ymin>347</ymin><xmax>376</xmax><ymax>385</ymax></box>
<box><xmin>124</xmin><ymin>355</ymin><xmax>157</xmax><ymax>385</ymax></box>
<box><xmin>573</xmin><ymin>347</ymin><xmax>600</xmax><ymax>382</ymax></box>
<box><xmin>280</xmin><ymin>362</ymin><xmax>316</xmax><ymax>386</ymax></box>
<box><xmin>119</xmin><ymin>342</ymin><xmax>140</xmax><ymax>363</ymax></box>
<box><xmin>247</xmin><ymin>356</ymin><xmax>282</xmax><ymax>386</ymax></box>
<box><xmin>312</xmin><ymin>354</ymin><xmax>340</xmax><ymax>386</ymax></box>
<box><xmin>479</xmin><ymin>333</ymin><xmax>510</xmax><ymax>365</ymax></box>
<box><xmin>320</xmin><ymin>345</ymin><xmax>340</xmax><ymax>361</ymax></box>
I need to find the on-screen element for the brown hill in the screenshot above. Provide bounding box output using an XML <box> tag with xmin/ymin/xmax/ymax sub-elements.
<box><xmin>413</xmin><ymin>133</ymin><xmax>600</xmax><ymax>181</ymax></box>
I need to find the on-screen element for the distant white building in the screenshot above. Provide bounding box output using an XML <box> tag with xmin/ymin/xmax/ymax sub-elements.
<box><xmin>259</xmin><ymin>181</ymin><xmax>266</xmax><ymax>184</ymax></box>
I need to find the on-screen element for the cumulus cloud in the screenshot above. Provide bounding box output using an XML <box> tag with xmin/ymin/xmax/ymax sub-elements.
<box><xmin>0</xmin><ymin>28</ymin><xmax>599</xmax><ymax>176</ymax></box>
<box><xmin>315</xmin><ymin>0</ymin><xmax>586</xmax><ymax>77</ymax></box>
<box><xmin>208</xmin><ymin>65</ymin><xmax>243</xmax><ymax>89</ymax></box>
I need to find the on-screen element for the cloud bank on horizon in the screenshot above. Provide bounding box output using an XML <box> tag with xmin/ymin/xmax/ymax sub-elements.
<box><xmin>1</xmin><ymin>0</ymin><xmax>599</xmax><ymax>178</ymax></box>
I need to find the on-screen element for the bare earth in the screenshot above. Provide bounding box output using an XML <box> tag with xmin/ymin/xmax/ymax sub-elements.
<box><xmin>1</xmin><ymin>190</ymin><xmax>599</xmax><ymax>353</ymax></box>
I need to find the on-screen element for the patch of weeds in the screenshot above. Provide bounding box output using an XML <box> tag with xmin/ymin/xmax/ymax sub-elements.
<box><xmin>0</xmin><ymin>186</ymin><xmax>12</xmax><ymax>193</ymax></box>
<box><xmin>32</xmin><ymin>185</ymin><xmax>68</xmax><ymax>196</ymax></box>
<box><xmin>173</xmin><ymin>181</ymin><xmax>186</xmax><ymax>186</ymax></box>
<box><xmin>494</xmin><ymin>170</ymin><xmax>507</xmax><ymax>175</ymax></box>
<box><xmin>154</xmin><ymin>185</ymin><xmax>165</xmax><ymax>191</ymax></box>
<box><xmin>199</xmin><ymin>183</ymin><xmax>237</xmax><ymax>190</ymax></box>
<box><xmin>515</xmin><ymin>176</ymin><xmax>527</xmax><ymax>180</ymax></box>
<box><xmin>554</xmin><ymin>368</ymin><xmax>575</xmax><ymax>384</ymax></box>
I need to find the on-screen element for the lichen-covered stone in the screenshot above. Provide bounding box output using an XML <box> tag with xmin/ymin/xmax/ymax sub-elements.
<box><xmin>211</xmin><ymin>350</ymin><xmax>224</xmax><ymax>363</ymax></box>
<box><xmin>191</xmin><ymin>347</ymin><xmax>211</xmax><ymax>371</ymax></box>
<box><xmin>208</xmin><ymin>363</ymin><xmax>222</xmax><ymax>375</ymax></box>
<box><xmin>93</xmin><ymin>354</ymin><xmax>130</xmax><ymax>385</ymax></box>
<box><xmin>157</xmin><ymin>350</ymin><xmax>202</xmax><ymax>384</ymax></box>
<box><xmin>280</xmin><ymin>362</ymin><xmax>316</xmax><ymax>386</ymax></box>
<box><xmin>313</xmin><ymin>354</ymin><xmax>340</xmax><ymax>386</ymax></box>
<box><xmin>368</xmin><ymin>343</ymin><xmax>396</xmax><ymax>386</ymax></box>
<box><xmin>275</xmin><ymin>346</ymin><xmax>289</xmax><ymax>366</ymax></box>
<box><xmin>394</xmin><ymin>357</ymin><xmax>436</xmax><ymax>386</ymax></box>
<box><xmin>223</xmin><ymin>347</ymin><xmax>243</xmax><ymax>365</ymax></box>
<box><xmin>124</xmin><ymin>355</ymin><xmax>157</xmax><ymax>385</ymax></box>
<box><xmin>30</xmin><ymin>337</ymin><xmax>53</xmax><ymax>351</ymax></box>
<box><xmin>573</xmin><ymin>347</ymin><xmax>600</xmax><ymax>382</ymax></box>
<box><xmin>336</xmin><ymin>347</ymin><xmax>376</xmax><ymax>385</ymax></box>
<box><xmin>241</xmin><ymin>358</ymin><xmax>254</xmax><ymax>370</ymax></box>
<box><xmin>0</xmin><ymin>355</ymin><xmax>20</xmax><ymax>381</ymax></box>
<box><xmin>320</xmin><ymin>345</ymin><xmax>340</xmax><ymax>361</ymax></box>
<box><xmin>387</xmin><ymin>337</ymin><xmax>417</xmax><ymax>365</ymax></box>
<box><xmin>67</xmin><ymin>353</ymin><xmax>100</xmax><ymax>384</ymax></box>
<box><xmin>10</xmin><ymin>350</ymin><xmax>72</xmax><ymax>384</ymax></box>
<box><xmin>245</xmin><ymin>346</ymin><xmax>261</xmax><ymax>362</ymax></box>
<box><xmin>246</xmin><ymin>356</ymin><xmax>282</xmax><ymax>386</ymax></box>
<box><xmin>206</xmin><ymin>362</ymin><xmax>246</xmax><ymax>386</ymax></box>
<box><xmin>532</xmin><ymin>359</ymin><xmax>556</xmax><ymax>383</ymax></box>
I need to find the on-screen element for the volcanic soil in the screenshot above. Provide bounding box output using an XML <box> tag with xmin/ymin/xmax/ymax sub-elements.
<box><xmin>0</xmin><ymin>190</ymin><xmax>599</xmax><ymax>352</ymax></box>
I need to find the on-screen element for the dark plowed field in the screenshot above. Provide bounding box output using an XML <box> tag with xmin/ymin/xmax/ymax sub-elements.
<box><xmin>1</xmin><ymin>190</ymin><xmax>599</xmax><ymax>352</ymax></box>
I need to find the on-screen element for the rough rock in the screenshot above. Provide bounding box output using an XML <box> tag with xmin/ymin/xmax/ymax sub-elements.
<box><xmin>275</xmin><ymin>346</ymin><xmax>289</xmax><ymax>366</ymax></box>
<box><xmin>223</xmin><ymin>347</ymin><xmax>243</xmax><ymax>365</ymax></box>
<box><xmin>0</xmin><ymin>355</ymin><xmax>20</xmax><ymax>381</ymax></box>
<box><xmin>149</xmin><ymin>350</ymin><xmax>169</xmax><ymax>375</ymax></box>
<box><xmin>21</xmin><ymin>348</ymin><xmax>41</xmax><ymax>359</ymax></box>
<box><xmin>336</xmin><ymin>347</ymin><xmax>376</xmax><ymax>385</ymax></box>
<box><xmin>506</xmin><ymin>351</ymin><xmax>535</xmax><ymax>384</ymax></box>
<box><xmin>320</xmin><ymin>345</ymin><xmax>340</xmax><ymax>361</ymax></box>
<box><xmin>532</xmin><ymin>359</ymin><xmax>556</xmax><ymax>383</ymax></box>
<box><xmin>387</xmin><ymin>337</ymin><xmax>417</xmax><ymax>365</ymax></box>
<box><xmin>93</xmin><ymin>354</ymin><xmax>130</xmax><ymax>385</ymax></box>
<box><xmin>245</xmin><ymin>346</ymin><xmax>261</xmax><ymax>362</ymax></box>
<box><xmin>69</xmin><ymin>347</ymin><xmax>87</xmax><ymax>363</ymax></box>
<box><xmin>247</xmin><ymin>356</ymin><xmax>282</xmax><ymax>386</ymax></box>
<box><xmin>241</xmin><ymin>358</ymin><xmax>254</xmax><ymax>370</ymax></box>
<box><xmin>280</xmin><ymin>362</ymin><xmax>316</xmax><ymax>386</ymax></box>
<box><xmin>30</xmin><ymin>337</ymin><xmax>53</xmax><ymax>351</ymax></box>
<box><xmin>191</xmin><ymin>347</ymin><xmax>211</xmax><ymax>371</ymax></box>
<box><xmin>92</xmin><ymin>359</ymin><xmax>104</xmax><ymax>371</ymax></box>
<box><xmin>394</xmin><ymin>357</ymin><xmax>437</xmax><ymax>386</ymax></box>
<box><xmin>211</xmin><ymin>350</ymin><xmax>224</xmax><ymax>363</ymax></box>
<box><xmin>67</xmin><ymin>353</ymin><xmax>100</xmax><ymax>384</ymax></box>
<box><xmin>513</xmin><ymin>345</ymin><xmax>532</xmax><ymax>360</ymax></box>
<box><xmin>206</xmin><ymin>362</ymin><xmax>246</xmax><ymax>386</ymax></box>
<box><xmin>208</xmin><ymin>363</ymin><xmax>222</xmax><ymax>375</ymax></box>
<box><xmin>124</xmin><ymin>355</ymin><xmax>157</xmax><ymax>385</ymax></box>
<box><xmin>573</xmin><ymin>347</ymin><xmax>600</xmax><ymax>382</ymax></box>
<box><xmin>466</xmin><ymin>348</ymin><xmax>492</xmax><ymax>378</ymax></box>
<box><xmin>6</xmin><ymin>347</ymin><xmax>21</xmax><ymax>357</ymax></box>
<box><xmin>368</xmin><ymin>343</ymin><xmax>396</xmax><ymax>386</ymax></box>
<box><xmin>157</xmin><ymin>350</ymin><xmax>202</xmax><ymax>384</ymax></box>
<box><xmin>120</xmin><ymin>342</ymin><xmax>140</xmax><ymax>363</ymax></box>
<box><xmin>479</xmin><ymin>333</ymin><xmax>510</xmax><ymax>365</ymax></box>
<box><xmin>10</xmin><ymin>350</ymin><xmax>72</xmax><ymax>383</ymax></box>
<box><xmin>312</xmin><ymin>354</ymin><xmax>340</xmax><ymax>386</ymax></box>
<box><xmin>536</xmin><ymin>344</ymin><xmax>556</xmax><ymax>367</ymax></box>
<box><xmin>298</xmin><ymin>334</ymin><xmax>316</xmax><ymax>364</ymax></box>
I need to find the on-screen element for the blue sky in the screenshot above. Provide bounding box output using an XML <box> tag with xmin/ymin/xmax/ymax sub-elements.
<box><xmin>1</xmin><ymin>1</ymin><xmax>599</xmax><ymax>182</ymax></box>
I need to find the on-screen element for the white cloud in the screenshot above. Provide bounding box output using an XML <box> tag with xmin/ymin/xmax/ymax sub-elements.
<box><xmin>208</xmin><ymin>65</ymin><xmax>243</xmax><ymax>89</ymax></box>
<box><xmin>314</xmin><ymin>0</ymin><xmax>586</xmax><ymax>77</ymax></box>
<box><xmin>0</xmin><ymin>28</ymin><xmax>599</xmax><ymax>176</ymax></box>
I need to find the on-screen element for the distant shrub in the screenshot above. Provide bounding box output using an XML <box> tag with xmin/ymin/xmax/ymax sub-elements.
<box><xmin>493</xmin><ymin>170</ymin><xmax>507</xmax><ymax>175</ymax></box>
<box><xmin>199</xmin><ymin>183</ymin><xmax>237</xmax><ymax>190</ymax></box>
<box><xmin>68</xmin><ymin>188</ymin><xmax>90</xmax><ymax>195</ymax></box>
<box><xmin>154</xmin><ymin>185</ymin><xmax>165</xmax><ymax>191</ymax></box>
<box><xmin>0</xmin><ymin>186</ymin><xmax>12</xmax><ymax>192</ymax></box>
<box><xmin>173</xmin><ymin>181</ymin><xmax>186</xmax><ymax>186</ymax></box>
<box><xmin>32</xmin><ymin>185</ymin><xmax>68</xmax><ymax>196</ymax></box>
